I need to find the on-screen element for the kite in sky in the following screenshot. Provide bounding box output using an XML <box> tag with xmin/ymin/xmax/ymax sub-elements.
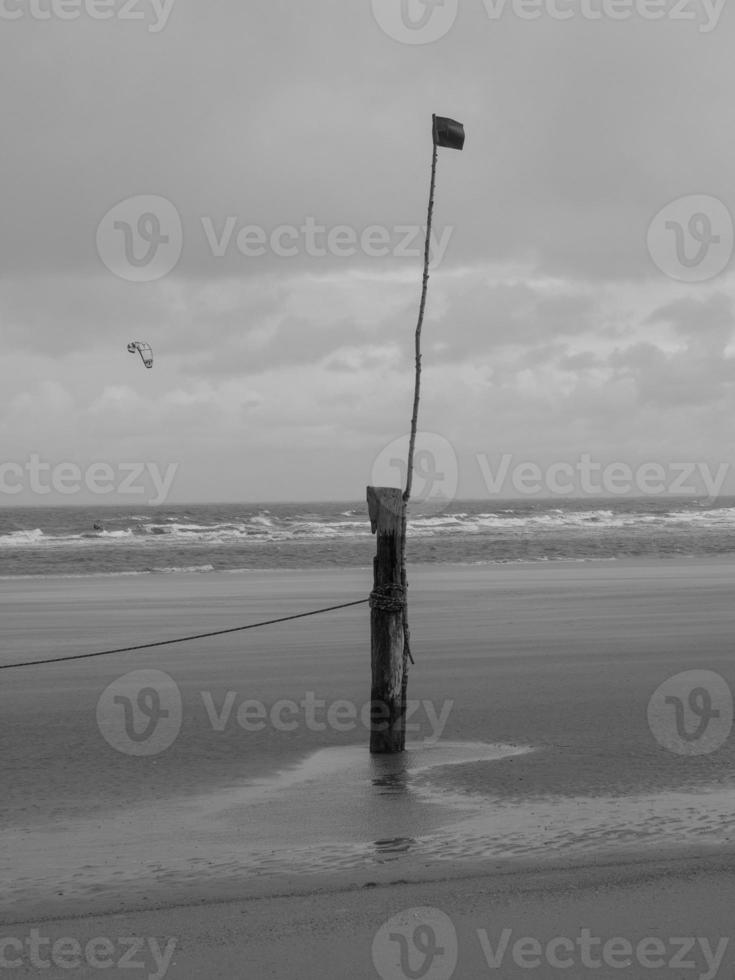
<box><xmin>127</xmin><ymin>341</ymin><xmax>153</xmax><ymax>369</ymax></box>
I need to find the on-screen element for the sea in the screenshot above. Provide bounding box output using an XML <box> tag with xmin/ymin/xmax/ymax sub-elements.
<box><xmin>3</xmin><ymin>496</ymin><xmax>735</xmax><ymax>578</ymax></box>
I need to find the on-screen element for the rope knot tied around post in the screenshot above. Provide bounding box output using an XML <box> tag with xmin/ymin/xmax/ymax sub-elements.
<box><xmin>369</xmin><ymin>584</ymin><xmax>406</xmax><ymax>614</ymax></box>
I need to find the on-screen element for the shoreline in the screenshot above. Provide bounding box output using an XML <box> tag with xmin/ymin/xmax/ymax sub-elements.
<box><xmin>1</xmin><ymin>550</ymin><xmax>734</xmax><ymax>583</ymax></box>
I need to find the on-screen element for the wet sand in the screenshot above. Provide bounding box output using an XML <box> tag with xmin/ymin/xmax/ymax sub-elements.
<box><xmin>2</xmin><ymin>558</ymin><xmax>735</xmax><ymax>971</ymax></box>
<box><xmin>5</xmin><ymin>855</ymin><xmax>735</xmax><ymax>978</ymax></box>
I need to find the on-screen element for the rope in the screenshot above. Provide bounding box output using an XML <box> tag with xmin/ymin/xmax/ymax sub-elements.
<box><xmin>369</xmin><ymin>584</ymin><xmax>405</xmax><ymax>613</ymax></box>
<box><xmin>368</xmin><ymin>585</ymin><xmax>414</xmax><ymax>664</ymax></box>
<box><xmin>0</xmin><ymin>598</ymin><xmax>370</xmax><ymax>671</ymax></box>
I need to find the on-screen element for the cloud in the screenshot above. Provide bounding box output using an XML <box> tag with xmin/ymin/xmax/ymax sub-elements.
<box><xmin>2</xmin><ymin>4</ymin><xmax>735</xmax><ymax>500</ymax></box>
<box><xmin>646</xmin><ymin>293</ymin><xmax>735</xmax><ymax>346</ymax></box>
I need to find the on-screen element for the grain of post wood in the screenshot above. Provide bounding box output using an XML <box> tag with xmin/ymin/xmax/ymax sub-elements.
<box><xmin>367</xmin><ymin>485</ymin><xmax>406</xmax><ymax>753</ymax></box>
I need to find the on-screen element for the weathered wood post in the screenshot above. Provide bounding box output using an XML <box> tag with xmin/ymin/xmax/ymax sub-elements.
<box><xmin>367</xmin><ymin>115</ymin><xmax>464</xmax><ymax>755</ymax></box>
<box><xmin>367</xmin><ymin>486</ymin><xmax>406</xmax><ymax>753</ymax></box>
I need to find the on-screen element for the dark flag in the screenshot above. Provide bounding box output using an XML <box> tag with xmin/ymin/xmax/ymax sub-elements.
<box><xmin>432</xmin><ymin>115</ymin><xmax>465</xmax><ymax>151</ymax></box>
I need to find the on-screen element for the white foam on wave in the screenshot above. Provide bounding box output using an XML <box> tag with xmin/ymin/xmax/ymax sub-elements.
<box><xmin>0</xmin><ymin>528</ymin><xmax>45</xmax><ymax>546</ymax></box>
<box><xmin>149</xmin><ymin>564</ymin><xmax>216</xmax><ymax>574</ymax></box>
<box><xmin>0</xmin><ymin>528</ymin><xmax>137</xmax><ymax>548</ymax></box>
<box><xmin>0</xmin><ymin>570</ymin><xmax>150</xmax><ymax>580</ymax></box>
<box><xmin>250</xmin><ymin>513</ymin><xmax>273</xmax><ymax>527</ymax></box>
<box><xmin>4</xmin><ymin>503</ymin><xmax>735</xmax><ymax>559</ymax></box>
<box><xmin>136</xmin><ymin>517</ymin><xmax>371</xmax><ymax>544</ymax></box>
<box><xmin>667</xmin><ymin>507</ymin><xmax>735</xmax><ymax>525</ymax></box>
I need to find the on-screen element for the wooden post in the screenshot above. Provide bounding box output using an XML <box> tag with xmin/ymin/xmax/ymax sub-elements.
<box><xmin>367</xmin><ymin>486</ymin><xmax>406</xmax><ymax>753</ymax></box>
<box><xmin>366</xmin><ymin>115</ymin><xmax>463</xmax><ymax>752</ymax></box>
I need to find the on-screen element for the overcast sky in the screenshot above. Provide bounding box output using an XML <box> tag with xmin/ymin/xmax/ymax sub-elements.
<box><xmin>1</xmin><ymin>0</ymin><xmax>734</xmax><ymax>505</ymax></box>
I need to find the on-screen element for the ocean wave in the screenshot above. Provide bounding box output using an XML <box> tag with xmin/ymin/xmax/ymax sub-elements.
<box><xmin>0</xmin><ymin>570</ymin><xmax>151</xmax><ymax>580</ymax></box>
<box><xmin>148</xmin><ymin>564</ymin><xmax>216</xmax><ymax>574</ymax></box>
<box><xmin>3</xmin><ymin>503</ymin><xmax>735</xmax><ymax>557</ymax></box>
<box><xmin>135</xmin><ymin>517</ymin><xmax>373</xmax><ymax>543</ymax></box>
<box><xmin>0</xmin><ymin>528</ymin><xmax>136</xmax><ymax>547</ymax></box>
<box><xmin>0</xmin><ymin>529</ymin><xmax>45</xmax><ymax>546</ymax></box>
<box><xmin>0</xmin><ymin>564</ymin><xmax>216</xmax><ymax>580</ymax></box>
<box><xmin>250</xmin><ymin>513</ymin><xmax>273</xmax><ymax>526</ymax></box>
<box><xmin>666</xmin><ymin>507</ymin><xmax>735</xmax><ymax>524</ymax></box>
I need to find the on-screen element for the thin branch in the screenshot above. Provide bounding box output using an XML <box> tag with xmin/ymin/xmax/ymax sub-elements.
<box><xmin>401</xmin><ymin>133</ymin><xmax>439</xmax><ymax>669</ymax></box>
<box><xmin>404</xmin><ymin>139</ymin><xmax>438</xmax><ymax>505</ymax></box>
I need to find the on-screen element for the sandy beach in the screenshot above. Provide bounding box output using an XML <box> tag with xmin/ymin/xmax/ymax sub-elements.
<box><xmin>3</xmin><ymin>558</ymin><xmax>735</xmax><ymax>976</ymax></box>
<box><xmin>4</xmin><ymin>854</ymin><xmax>735</xmax><ymax>978</ymax></box>
<box><xmin>5</xmin><ymin>0</ymin><xmax>735</xmax><ymax>972</ymax></box>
